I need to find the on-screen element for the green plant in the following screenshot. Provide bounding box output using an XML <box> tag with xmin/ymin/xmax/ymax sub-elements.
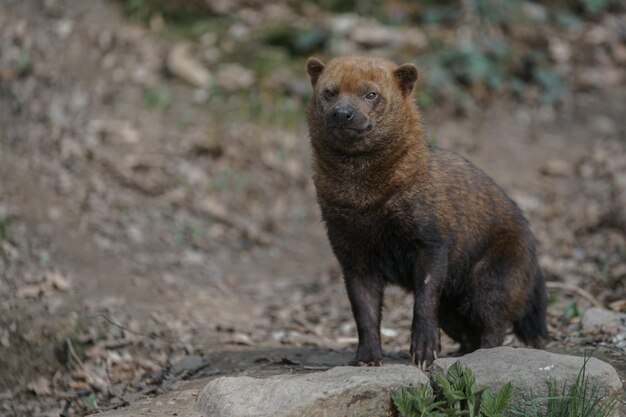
<box><xmin>18</xmin><ymin>53</ymin><xmax>34</xmax><ymax>77</ymax></box>
<box><xmin>393</xmin><ymin>361</ymin><xmax>513</xmax><ymax>417</ymax></box>
<box><xmin>393</xmin><ymin>385</ymin><xmax>447</xmax><ymax>417</ymax></box>
<box><xmin>0</xmin><ymin>217</ymin><xmax>8</xmax><ymax>242</ymax></box>
<box><xmin>563</xmin><ymin>301</ymin><xmax>580</xmax><ymax>319</ymax></box>
<box><xmin>122</xmin><ymin>0</ymin><xmax>210</xmax><ymax>23</ymax></box>
<box><xmin>143</xmin><ymin>86</ymin><xmax>172</xmax><ymax>109</ymax></box>
<box><xmin>84</xmin><ymin>392</ymin><xmax>99</xmax><ymax>410</ymax></box>
<box><xmin>581</xmin><ymin>0</ymin><xmax>621</xmax><ymax>15</ymax></box>
<box><xmin>258</xmin><ymin>23</ymin><xmax>329</xmax><ymax>56</ymax></box>
<box><xmin>513</xmin><ymin>356</ymin><xmax>618</xmax><ymax>417</ymax></box>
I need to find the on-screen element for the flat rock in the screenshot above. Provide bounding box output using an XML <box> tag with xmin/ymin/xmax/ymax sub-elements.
<box><xmin>88</xmin><ymin>380</ymin><xmax>207</xmax><ymax>417</ymax></box>
<box><xmin>196</xmin><ymin>365</ymin><xmax>428</xmax><ymax>417</ymax></box>
<box><xmin>433</xmin><ymin>347</ymin><xmax>623</xmax><ymax>415</ymax></box>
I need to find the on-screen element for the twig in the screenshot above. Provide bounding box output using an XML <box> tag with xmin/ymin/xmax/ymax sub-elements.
<box><xmin>194</xmin><ymin>201</ymin><xmax>274</xmax><ymax>246</ymax></box>
<box><xmin>99</xmin><ymin>312</ymin><xmax>185</xmax><ymax>345</ymax></box>
<box><xmin>292</xmin><ymin>316</ymin><xmax>322</xmax><ymax>337</ymax></box>
<box><xmin>107</xmin><ymin>386</ymin><xmax>130</xmax><ymax>407</ymax></box>
<box><xmin>546</xmin><ymin>281</ymin><xmax>603</xmax><ymax>308</ymax></box>
<box><xmin>66</xmin><ymin>338</ymin><xmax>85</xmax><ymax>369</ymax></box>
<box><xmin>100</xmin><ymin>312</ymin><xmax>155</xmax><ymax>339</ymax></box>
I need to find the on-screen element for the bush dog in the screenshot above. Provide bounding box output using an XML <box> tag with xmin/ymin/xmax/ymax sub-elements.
<box><xmin>306</xmin><ymin>56</ymin><xmax>548</xmax><ymax>369</ymax></box>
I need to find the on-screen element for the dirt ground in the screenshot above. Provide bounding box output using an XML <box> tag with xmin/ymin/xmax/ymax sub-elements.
<box><xmin>0</xmin><ymin>1</ymin><xmax>625</xmax><ymax>416</ymax></box>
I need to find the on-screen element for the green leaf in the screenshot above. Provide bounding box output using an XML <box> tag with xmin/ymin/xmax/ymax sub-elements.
<box><xmin>479</xmin><ymin>390</ymin><xmax>496</xmax><ymax>416</ymax></box>
<box><xmin>447</xmin><ymin>362</ymin><xmax>464</xmax><ymax>381</ymax></box>
<box><xmin>494</xmin><ymin>382</ymin><xmax>513</xmax><ymax>412</ymax></box>
<box><xmin>393</xmin><ymin>387</ymin><xmax>417</xmax><ymax>417</ymax></box>
<box><xmin>84</xmin><ymin>392</ymin><xmax>98</xmax><ymax>410</ymax></box>
<box><xmin>395</xmin><ymin>363</ymin><xmax>516</xmax><ymax>417</ymax></box>
<box><xmin>563</xmin><ymin>302</ymin><xmax>581</xmax><ymax>319</ymax></box>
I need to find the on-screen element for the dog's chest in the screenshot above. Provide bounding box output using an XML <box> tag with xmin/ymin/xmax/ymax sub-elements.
<box><xmin>324</xmin><ymin>205</ymin><xmax>421</xmax><ymax>288</ymax></box>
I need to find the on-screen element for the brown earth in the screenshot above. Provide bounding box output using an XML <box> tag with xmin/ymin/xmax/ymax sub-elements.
<box><xmin>0</xmin><ymin>1</ymin><xmax>625</xmax><ymax>416</ymax></box>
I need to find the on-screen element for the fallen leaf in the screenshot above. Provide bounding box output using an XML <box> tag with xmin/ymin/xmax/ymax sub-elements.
<box><xmin>27</xmin><ymin>376</ymin><xmax>51</xmax><ymax>396</ymax></box>
<box><xmin>16</xmin><ymin>284</ymin><xmax>45</xmax><ymax>299</ymax></box>
<box><xmin>85</xmin><ymin>345</ymin><xmax>107</xmax><ymax>360</ymax></box>
<box><xmin>68</xmin><ymin>380</ymin><xmax>90</xmax><ymax>390</ymax></box>
<box><xmin>608</xmin><ymin>299</ymin><xmax>626</xmax><ymax>312</ymax></box>
<box><xmin>47</xmin><ymin>270</ymin><xmax>72</xmax><ymax>291</ymax></box>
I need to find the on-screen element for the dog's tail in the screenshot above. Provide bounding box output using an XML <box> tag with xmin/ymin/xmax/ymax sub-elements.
<box><xmin>513</xmin><ymin>269</ymin><xmax>549</xmax><ymax>348</ymax></box>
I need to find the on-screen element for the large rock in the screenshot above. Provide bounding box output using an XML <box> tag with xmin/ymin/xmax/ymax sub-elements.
<box><xmin>433</xmin><ymin>347</ymin><xmax>623</xmax><ymax>415</ymax></box>
<box><xmin>195</xmin><ymin>365</ymin><xmax>428</xmax><ymax>417</ymax></box>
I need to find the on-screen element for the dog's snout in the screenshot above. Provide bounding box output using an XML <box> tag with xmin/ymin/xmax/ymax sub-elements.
<box><xmin>326</xmin><ymin>104</ymin><xmax>356</xmax><ymax>127</ymax></box>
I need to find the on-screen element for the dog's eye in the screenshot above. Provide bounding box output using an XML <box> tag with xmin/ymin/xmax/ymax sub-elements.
<box><xmin>365</xmin><ymin>92</ymin><xmax>378</xmax><ymax>100</ymax></box>
<box><xmin>324</xmin><ymin>89</ymin><xmax>337</xmax><ymax>99</ymax></box>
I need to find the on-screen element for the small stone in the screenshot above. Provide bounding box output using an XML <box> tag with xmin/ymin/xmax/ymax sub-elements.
<box><xmin>549</xmin><ymin>38</ymin><xmax>571</xmax><ymax>63</ymax></box>
<box><xmin>581</xmin><ymin>307</ymin><xmax>626</xmax><ymax>336</ymax></box>
<box><xmin>192</xmin><ymin>88</ymin><xmax>210</xmax><ymax>104</ymax></box>
<box><xmin>202</xmin><ymin>47</ymin><xmax>221</xmax><ymax>65</ymax></box>
<box><xmin>48</xmin><ymin>206</ymin><xmax>62</xmax><ymax>221</ymax></box>
<box><xmin>0</xmin><ymin>329</ymin><xmax>9</xmax><ymax>348</ymax></box>
<box><xmin>521</xmin><ymin>2</ymin><xmax>548</xmax><ymax>22</ymax></box>
<box><xmin>205</xmin><ymin>0</ymin><xmax>235</xmax><ymax>14</ymax></box>
<box><xmin>182</xmin><ymin>250</ymin><xmax>205</xmax><ymax>266</ymax></box>
<box><xmin>229</xmin><ymin>333</ymin><xmax>253</xmax><ymax>346</ymax></box>
<box><xmin>540</xmin><ymin>159</ymin><xmax>570</xmax><ymax>177</ymax></box>
<box><xmin>98</xmin><ymin>30</ymin><xmax>114</xmax><ymax>51</ymax></box>
<box><xmin>329</xmin><ymin>14</ymin><xmax>358</xmax><ymax>35</ymax></box>
<box><xmin>228</xmin><ymin>23</ymin><xmax>250</xmax><ymax>41</ymax></box>
<box><xmin>126</xmin><ymin>225</ymin><xmax>144</xmax><ymax>244</ymax></box>
<box><xmin>167</xmin><ymin>42</ymin><xmax>213</xmax><ymax>88</ymax></box>
<box><xmin>170</xmin><ymin>355</ymin><xmax>206</xmax><ymax>377</ymax></box>
<box><xmin>380</xmin><ymin>327</ymin><xmax>398</xmax><ymax>338</ymax></box>
<box><xmin>216</xmin><ymin>64</ymin><xmax>255</xmax><ymax>92</ymax></box>
<box><xmin>55</xmin><ymin>19</ymin><xmax>73</xmax><ymax>39</ymax></box>
<box><xmin>335</xmin><ymin>336</ymin><xmax>358</xmax><ymax>346</ymax></box>
<box><xmin>591</xmin><ymin>116</ymin><xmax>617</xmax><ymax>136</ymax></box>
<box><xmin>511</xmin><ymin>192</ymin><xmax>542</xmax><ymax>213</ymax></box>
<box><xmin>350</xmin><ymin>25</ymin><xmax>395</xmax><ymax>48</ymax></box>
<box><xmin>196</xmin><ymin>365</ymin><xmax>428</xmax><ymax>417</ymax></box>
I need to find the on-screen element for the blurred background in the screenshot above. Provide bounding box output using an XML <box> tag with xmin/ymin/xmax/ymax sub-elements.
<box><xmin>0</xmin><ymin>0</ymin><xmax>625</xmax><ymax>415</ymax></box>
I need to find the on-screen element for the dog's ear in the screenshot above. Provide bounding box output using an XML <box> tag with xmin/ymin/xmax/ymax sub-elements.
<box><xmin>307</xmin><ymin>57</ymin><xmax>325</xmax><ymax>87</ymax></box>
<box><xmin>394</xmin><ymin>63</ymin><xmax>418</xmax><ymax>95</ymax></box>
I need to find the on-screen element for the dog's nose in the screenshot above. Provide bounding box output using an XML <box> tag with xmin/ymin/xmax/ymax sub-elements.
<box><xmin>327</xmin><ymin>105</ymin><xmax>355</xmax><ymax>126</ymax></box>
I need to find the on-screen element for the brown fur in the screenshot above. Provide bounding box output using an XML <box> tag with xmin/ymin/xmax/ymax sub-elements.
<box><xmin>306</xmin><ymin>56</ymin><xmax>548</xmax><ymax>368</ymax></box>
